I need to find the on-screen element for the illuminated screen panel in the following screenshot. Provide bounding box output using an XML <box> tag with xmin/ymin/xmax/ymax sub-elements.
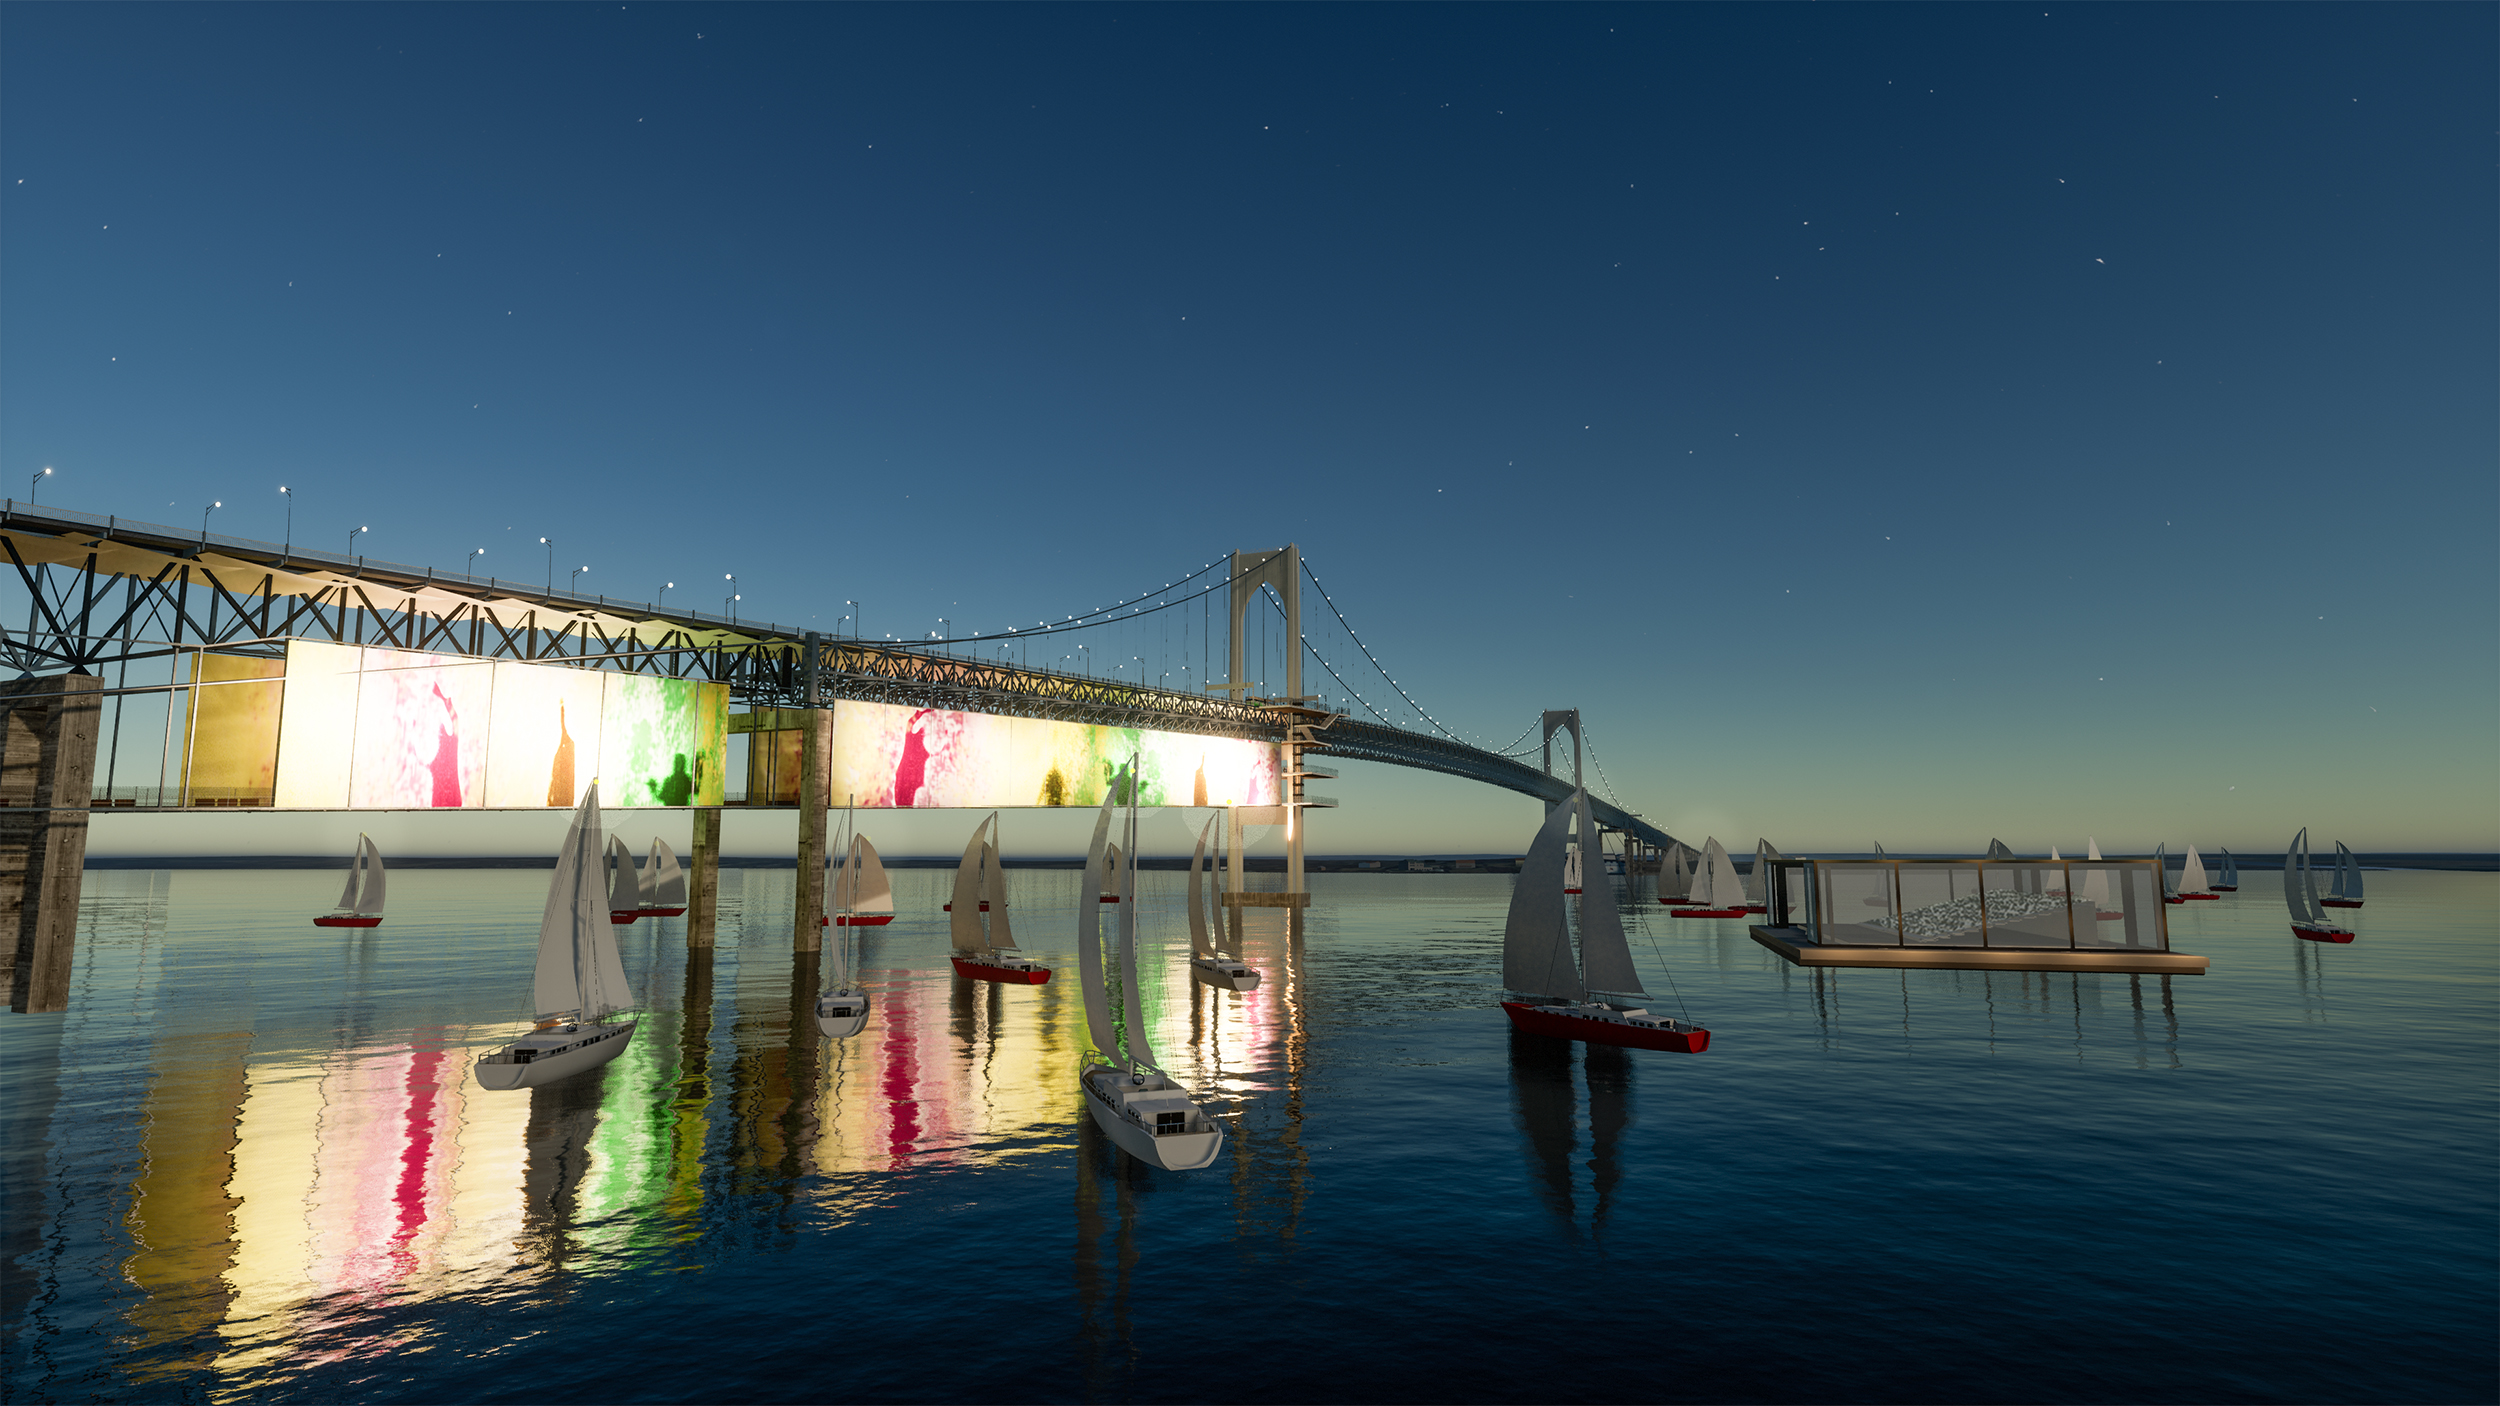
<box><xmin>348</xmin><ymin>649</ymin><xmax>496</xmax><ymax>808</ymax></box>
<box><xmin>481</xmin><ymin>661</ymin><xmax>605</xmax><ymax>808</ymax></box>
<box><xmin>181</xmin><ymin>654</ymin><xmax>284</xmax><ymax>806</ymax></box>
<box><xmin>597</xmin><ymin>676</ymin><xmax>729</xmax><ymax>808</ymax></box>
<box><xmin>827</xmin><ymin>699</ymin><xmax>1279</xmax><ymax>809</ymax></box>
<box><xmin>272</xmin><ymin>641</ymin><xmax>360</xmax><ymax>808</ymax></box>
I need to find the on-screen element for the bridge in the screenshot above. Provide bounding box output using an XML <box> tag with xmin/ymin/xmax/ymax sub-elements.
<box><xmin>0</xmin><ymin>501</ymin><xmax>1679</xmax><ymax>1011</ymax></box>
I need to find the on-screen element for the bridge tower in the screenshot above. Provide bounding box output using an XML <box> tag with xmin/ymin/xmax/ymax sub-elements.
<box><xmin>1214</xmin><ymin>547</ymin><xmax>1322</xmax><ymax>912</ymax></box>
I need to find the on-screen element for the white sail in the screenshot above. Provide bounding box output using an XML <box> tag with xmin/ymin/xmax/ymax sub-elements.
<box><xmin>1691</xmin><ymin>838</ymin><xmax>1741</xmax><ymax>908</ymax></box>
<box><xmin>652</xmin><ymin>839</ymin><xmax>686</xmax><ymax>909</ymax></box>
<box><xmin>534</xmin><ymin>785</ymin><xmax>623</xmax><ymax>1019</ymax></box>
<box><xmin>2155</xmin><ymin>844</ymin><xmax>2174</xmax><ymax>898</ymax></box>
<box><xmin>950</xmin><ymin>822</ymin><xmax>987</xmax><ymax>954</ymax></box>
<box><xmin>333</xmin><ymin>843</ymin><xmax>363</xmax><ymax>913</ymax></box>
<box><xmin>1077</xmin><ymin>794</ymin><xmax>1121</xmax><ymax>1068</ymax></box>
<box><xmin>1116</xmin><ymin>804</ymin><xmax>1158</xmax><ymax>1071</ymax></box>
<box><xmin>357</xmin><ymin>836</ymin><xmax>387</xmax><ymax>915</ymax></box>
<box><xmin>2219</xmin><ymin>848</ymin><xmax>2238</xmax><ymax>887</ymax></box>
<box><xmin>2285</xmin><ymin>829</ymin><xmax>2321</xmax><ymax>924</ymax></box>
<box><xmin>850</xmin><ymin>834</ymin><xmax>891</xmax><ymax>917</ymax></box>
<box><xmin>1575</xmin><ymin>793</ymin><xmax>1645</xmax><ymax>997</ymax></box>
<box><xmin>605</xmin><ymin>836</ymin><xmax>641</xmax><ymax>914</ymax></box>
<box><xmin>2335</xmin><ymin>842</ymin><xmax>2363</xmax><ymax>901</ymax></box>
<box><xmin>981</xmin><ymin>838</ymin><xmax>1014</xmax><ymax>949</ymax></box>
<box><xmin>1187</xmin><ymin>816</ymin><xmax>1216</xmax><ymax>960</ymax></box>
<box><xmin>2179</xmin><ymin>845</ymin><xmax>2210</xmax><ymax>895</ymax></box>
<box><xmin>1503</xmin><ymin>791</ymin><xmax>1581</xmax><ymax>999</ymax></box>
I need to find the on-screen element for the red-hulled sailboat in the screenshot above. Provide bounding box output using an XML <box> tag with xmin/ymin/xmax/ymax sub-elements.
<box><xmin>948</xmin><ymin>812</ymin><xmax>1050</xmax><ymax>984</ymax></box>
<box><xmin>1671</xmin><ymin>837</ymin><xmax>1749</xmax><ymax>918</ymax></box>
<box><xmin>2286</xmin><ymin>828</ymin><xmax>2354</xmax><ymax>943</ymax></box>
<box><xmin>312</xmin><ymin>834</ymin><xmax>386</xmax><ymax>928</ymax></box>
<box><xmin>1500</xmin><ymin>788</ymin><xmax>1709</xmax><ymax>1053</ymax></box>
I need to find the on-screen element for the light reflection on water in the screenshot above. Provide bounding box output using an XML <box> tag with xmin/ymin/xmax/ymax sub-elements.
<box><xmin>3</xmin><ymin>867</ymin><xmax>2493</xmax><ymax>1402</ymax></box>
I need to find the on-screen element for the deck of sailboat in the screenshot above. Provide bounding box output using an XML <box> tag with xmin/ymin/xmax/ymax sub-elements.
<box><xmin>1748</xmin><ymin>924</ymin><xmax>2209</xmax><ymax>975</ymax></box>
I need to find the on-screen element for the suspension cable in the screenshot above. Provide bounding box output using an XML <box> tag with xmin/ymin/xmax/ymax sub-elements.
<box><xmin>1299</xmin><ymin>557</ymin><xmax>1463</xmax><ymax>741</ymax></box>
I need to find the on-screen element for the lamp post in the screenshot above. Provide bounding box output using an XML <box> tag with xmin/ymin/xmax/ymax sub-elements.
<box><xmin>659</xmin><ymin>581</ymin><xmax>673</xmax><ymax>610</ymax></box>
<box><xmin>723</xmin><ymin>574</ymin><xmax>737</xmax><ymax>624</ymax></box>
<box><xmin>467</xmin><ymin>548</ymin><xmax>485</xmax><ymax>576</ymax></box>
<box><xmin>540</xmin><ymin>538</ymin><xmax>553</xmax><ymax>594</ymax></box>
<box><xmin>347</xmin><ymin>524</ymin><xmax>367</xmax><ymax>558</ymax></box>
<box><xmin>29</xmin><ymin>466</ymin><xmax>51</xmax><ymax>502</ymax></box>
<box><xmin>844</xmin><ymin>600</ymin><xmax>858</xmax><ymax>639</ymax></box>
<box><xmin>570</xmin><ymin>566</ymin><xmax>589</xmax><ymax>595</ymax></box>
<box><xmin>201</xmin><ymin>500</ymin><xmax>221</xmax><ymax>544</ymax></box>
<box><xmin>278</xmin><ymin>486</ymin><xmax>291</xmax><ymax>552</ymax></box>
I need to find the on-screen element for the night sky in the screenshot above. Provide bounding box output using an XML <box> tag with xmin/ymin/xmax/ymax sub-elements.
<box><xmin>4</xmin><ymin>4</ymin><xmax>2491</xmax><ymax>853</ymax></box>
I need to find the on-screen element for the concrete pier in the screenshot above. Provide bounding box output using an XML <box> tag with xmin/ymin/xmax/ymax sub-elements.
<box><xmin>687</xmin><ymin>806</ymin><xmax>722</xmax><ymax>949</ymax></box>
<box><xmin>4</xmin><ymin>672</ymin><xmax>101</xmax><ymax>1013</ymax></box>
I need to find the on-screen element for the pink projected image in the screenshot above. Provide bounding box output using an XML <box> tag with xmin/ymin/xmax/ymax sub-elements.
<box><xmin>349</xmin><ymin>651</ymin><xmax>494</xmax><ymax>809</ymax></box>
<box><xmin>828</xmin><ymin>699</ymin><xmax>1279</xmax><ymax>810</ymax></box>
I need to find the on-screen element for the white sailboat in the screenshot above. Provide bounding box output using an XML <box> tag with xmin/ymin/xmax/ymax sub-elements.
<box><xmin>948</xmin><ymin>812</ymin><xmax>1049</xmax><ymax>984</ymax></box>
<box><xmin>1188</xmin><ymin>814</ymin><xmax>1259</xmax><ymax>991</ymax></box>
<box><xmin>312</xmin><ymin>833</ymin><xmax>386</xmax><ymax>928</ymax></box>
<box><xmin>1077</xmin><ymin>772</ymin><xmax>1226</xmax><ymax>1170</ymax></box>
<box><xmin>2285</xmin><ymin>827</ymin><xmax>2354</xmax><ymax>943</ymax></box>
<box><xmin>1655</xmin><ymin>841</ymin><xmax>1693</xmax><ymax>905</ymax></box>
<box><xmin>825</xmin><ymin>816</ymin><xmax>894</xmax><ymax>927</ymax></box>
<box><xmin>2213</xmin><ymin>848</ymin><xmax>2240</xmax><ymax>892</ymax></box>
<box><xmin>1500</xmin><ymin>789</ymin><xmax>1709</xmax><ymax>1052</ymax></box>
<box><xmin>1743</xmin><ymin>838</ymin><xmax>1783</xmax><ymax>914</ymax></box>
<box><xmin>640</xmin><ymin>838</ymin><xmax>688</xmax><ymax>918</ymax></box>
<box><xmin>475</xmin><ymin>783</ymin><xmax>639</xmax><ymax>1089</ymax></box>
<box><xmin>815</xmin><ymin>807</ymin><xmax>872</xmax><ymax>1038</ymax></box>
<box><xmin>1563</xmin><ymin>841</ymin><xmax>1583</xmax><ymax>896</ymax></box>
<box><xmin>2320</xmin><ymin>842</ymin><xmax>2365</xmax><ymax>909</ymax></box>
<box><xmin>2176</xmin><ymin>845</ymin><xmax>2217</xmax><ymax>900</ymax></box>
<box><xmin>1671</xmin><ymin>837</ymin><xmax>1749</xmax><ymax>917</ymax></box>
<box><xmin>1100</xmin><ymin>842</ymin><xmax>1124</xmax><ymax>901</ymax></box>
<box><xmin>605</xmin><ymin>835</ymin><xmax>645</xmax><ymax>924</ymax></box>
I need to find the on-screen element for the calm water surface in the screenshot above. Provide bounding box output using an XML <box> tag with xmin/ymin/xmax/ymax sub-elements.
<box><xmin>3</xmin><ymin>867</ymin><xmax>2493</xmax><ymax>1403</ymax></box>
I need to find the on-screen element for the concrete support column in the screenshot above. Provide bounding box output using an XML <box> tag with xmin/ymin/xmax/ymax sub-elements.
<box><xmin>4</xmin><ymin>672</ymin><xmax>101</xmax><ymax>1014</ymax></box>
<box><xmin>687</xmin><ymin>806</ymin><xmax>722</xmax><ymax>949</ymax></box>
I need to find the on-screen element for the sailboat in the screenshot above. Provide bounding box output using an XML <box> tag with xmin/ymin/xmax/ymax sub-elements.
<box><xmin>2082</xmin><ymin>838</ymin><xmax>2124</xmax><ymax>920</ymax></box>
<box><xmin>948</xmin><ymin>813</ymin><xmax>1049</xmax><ymax>984</ymax></box>
<box><xmin>2285</xmin><ymin>827</ymin><xmax>2355</xmax><ymax>943</ymax></box>
<box><xmin>1187</xmin><ymin>814</ymin><xmax>1259</xmax><ymax>991</ymax></box>
<box><xmin>824</xmin><ymin>812</ymin><xmax>894</xmax><ymax>927</ymax></box>
<box><xmin>312</xmin><ymin>833</ymin><xmax>386</xmax><ymax>928</ymax></box>
<box><xmin>2176</xmin><ymin>845</ymin><xmax>2217</xmax><ymax>900</ymax></box>
<box><xmin>1501</xmin><ymin>789</ymin><xmax>1709</xmax><ymax>1052</ymax></box>
<box><xmin>1100</xmin><ymin>843</ymin><xmax>1125</xmax><ymax>901</ymax></box>
<box><xmin>2212</xmin><ymin>848</ymin><xmax>2240</xmax><ymax>892</ymax></box>
<box><xmin>1671</xmin><ymin>837</ymin><xmax>1749</xmax><ymax>918</ymax></box>
<box><xmin>1742</xmin><ymin>838</ymin><xmax>1783</xmax><ymax>914</ymax></box>
<box><xmin>2157</xmin><ymin>843</ymin><xmax>2179</xmax><ymax>904</ymax></box>
<box><xmin>475</xmin><ymin>783</ymin><xmax>639</xmax><ymax>1089</ymax></box>
<box><xmin>639</xmin><ymin>839</ymin><xmax>688</xmax><ymax>918</ymax></box>
<box><xmin>1655</xmin><ymin>841</ymin><xmax>1693</xmax><ymax>906</ymax></box>
<box><xmin>2320</xmin><ymin>842</ymin><xmax>2365</xmax><ymax>909</ymax></box>
<box><xmin>606</xmin><ymin>836</ymin><xmax>645</xmax><ymax>923</ymax></box>
<box><xmin>1563</xmin><ymin>839</ymin><xmax>1583</xmax><ymax>896</ymax></box>
<box><xmin>1077</xmin><ymin>772</ymin><xmax>1226</xmax><ymax>1170</ymax></box>
<box><xmin>815</xmin><ymin>808</ymin><xmax>872</xmax><ymax>1037</ymax></box>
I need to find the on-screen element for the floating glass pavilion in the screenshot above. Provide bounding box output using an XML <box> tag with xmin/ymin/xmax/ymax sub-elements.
<box><xmin>1753</xmin><ymin>857</ymin><xmax>2207</xmax><ymax>974</ymax></box>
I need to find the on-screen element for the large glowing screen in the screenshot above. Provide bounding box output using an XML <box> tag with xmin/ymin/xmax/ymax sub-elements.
<box><xmin>261</xmin><ymin>642</ymin><xmax>729</xmax><ymax>808</ymax></box>
<box><xmin>826</xmin><ymin>699</ymin><xmax>1281</xmax><ymax>809</ymax></box>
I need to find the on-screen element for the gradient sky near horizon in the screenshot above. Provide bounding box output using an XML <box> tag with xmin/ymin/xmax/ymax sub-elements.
<box><xmin>4</xmin><ymin>4</ymin><xmax>2492</xmax><ymax>855</ymax></box>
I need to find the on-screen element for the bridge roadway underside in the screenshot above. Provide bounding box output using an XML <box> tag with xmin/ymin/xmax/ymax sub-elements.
<box><xmin>0</xmin><ymin>505</ymin><xmax>1684</xmax><ymax>853</ymax></box>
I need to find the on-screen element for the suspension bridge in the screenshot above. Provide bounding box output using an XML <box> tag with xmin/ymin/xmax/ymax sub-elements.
<box><xmin>0</xmin><ymin>502</ymin><xmax>1677</xmax><ymax>1012</ymax></box>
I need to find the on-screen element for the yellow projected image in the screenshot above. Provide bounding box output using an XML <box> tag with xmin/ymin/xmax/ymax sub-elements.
<box><xmin>272</xmin><ymin>642</ymin><xmax>360</xmax><ymax>808</ymax></box>
<box><xmin>181</xmin><ymin>654</ymin><xmax>284</xmax><ymax>806</ymax></box>
<box><xmin>481</xmin><ymin>662</ymin><xmax>605</xmax><ymax>808</ymax></box>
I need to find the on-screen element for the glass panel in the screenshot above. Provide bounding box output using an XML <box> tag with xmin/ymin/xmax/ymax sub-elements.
<box><xmin>1814</xmin><ymin>864</ymin><xmax>1897</xmax><ymax>944</ymax></box>
<box><xmin>2071</xmin><ymin>863</ymin><xmax>2163</xmax><ymax>948</ymax></box>
<box><xmin>1781</xmin><ymin>865</ymin><xmax>1809</xmax><ymax>926</ymax></box>
<box><xmin>1895</xmin><ymin>864</ymin><xmax>1985</xmax><ymax>946</ymax></box>
<box><xmin>1980</xmin><ymin>864</ymin><xmax>2073</xmax><ymax>948</ymax></box>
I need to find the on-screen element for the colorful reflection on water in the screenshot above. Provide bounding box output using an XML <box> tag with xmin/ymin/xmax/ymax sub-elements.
<box><xmin>4</xmin><ymin>867</ymin><xmax>2492</xmax><ymax>1403</ymax></box>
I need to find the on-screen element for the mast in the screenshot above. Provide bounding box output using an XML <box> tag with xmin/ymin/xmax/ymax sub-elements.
<box><xmin>1503</xmin><ymin>792</ymin><xmax>1581</xmax><ymax>1000</ymax></box>
<box><xmin>1574</xmin><ymin>792</ymin><xmax>1644</xmax><ymax>997</ymax></box>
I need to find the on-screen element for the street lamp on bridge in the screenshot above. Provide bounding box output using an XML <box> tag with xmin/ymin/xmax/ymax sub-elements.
<box><xmin>30</xmin><ymin>466</ymin><xmax>52</xmax><ymax>502</ymax></box>
<box><xmin>201</xmin><ymin>501</ymin><xmax>221</xmax><ymax>545</ymax></box>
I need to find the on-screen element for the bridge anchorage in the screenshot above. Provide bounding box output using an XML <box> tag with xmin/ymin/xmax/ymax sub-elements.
<box><xmin>0</xmin><ymin>502</ymin><xmax>1682</xmax><ymax>1011</ymax></box>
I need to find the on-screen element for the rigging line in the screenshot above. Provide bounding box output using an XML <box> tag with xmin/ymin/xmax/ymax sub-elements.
<box><xmin>1299</xmin><ymin>558</ymin><xmax>1463</xmax><ymax>741</ymax></box>
<box><xmin>1629</xmin><ymin>902</ymin><xmax>1694</xmax><ymax>1026</ymax></box>
<box><xmin>1578</xmin><ymin>720</ymin><xmax>1627</xmax><ymax>808</ymax></box>
<box><xmin>1301</xmin><ymin>634</ymin><xmax>1395</xmax><ymax>724</ymax></box>
<box><xmin>1488</xmin><ymin>716</ymin><xmax>1543</xmax><ymax>757</ymax></box>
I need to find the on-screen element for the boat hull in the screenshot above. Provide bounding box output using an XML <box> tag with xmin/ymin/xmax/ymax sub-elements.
<box><xmin>822</xmin><ymin>913</ymin><xmax>896</xmax><ymax>926</ymax></box>
<box><xmin>1501</xmin><ymin>1000</ymin><xmax>1709</xmax><ymax>1053</ymax></box>
<box><xmin>1080</xmin><ymin>1066</ymin><xmax>1224</xmax><ymax>1171</ymax></box>
<box><xmin>639</xmin><ymin>906</ymin><xmax>687</xmax><ymax>919</ymax></box>
<box><xmin>474</xmin><ymin>1020</ymin><xmax>637</xmax><ymax>1090</ymax></box>
<box><xmin>1189</xmin><ymin>957</ymin><xmax>1261</xmax><ymax>991</ymax></box>
<box><xmin>608</xmin><ymin>910</ymin><xmax>639</xmax><ymax>925</ymax></box>
<box><xmin>815</xmin><ymin>992</ymin><xmax>871</xmax><ymax>1038</ymax></box>
<box><xmin>2210</xmin><ymin>885</ymin><xmax>2237</xmax><ymax>892</ymax></box>
<box><xmin>2179</xmin><ymin>893</ymin><xmax>2219</xmax><ymax>901</ymax></box>
<box><xmin>312</xmin><ymin>914</ymin><xmax>382</xmax><ymax>928</ymax></box>
<box><xmin>940</xmin><ymin>902</ymin><xmax>990</xmax><ymax>912</ymax></box>
<box><xmin>950</xmin><ymin>955</ymin><xmax>1051</xmax><ymax>984</ymax></box>
<box><xmin>2292</xmin><ymin>922</ymin><xmax>2354</xmax><ymax>944</ymax></box>
<box><xmin>1672</xmin><ymin>907</ymin><xmax>1748</xmax><ymax>918</ymax></box>
<box><xmin>2318</xmin><ymin>898</ymin><xmax>2363</xmax><ymax>909</ymax></box>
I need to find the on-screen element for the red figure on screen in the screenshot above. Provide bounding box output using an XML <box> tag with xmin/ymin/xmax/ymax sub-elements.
<box><xmin>891</xmin><ymin>709</ymin><xmax>934</xmax><ymax>808</ymax></box>
<box><xmin>428</xmin><ymin>683</ymin><xmax>464</xmax><ymax>807</ymax></box>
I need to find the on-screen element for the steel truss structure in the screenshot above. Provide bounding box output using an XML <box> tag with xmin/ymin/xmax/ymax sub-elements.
<box><xmin>0</xmin><ymin>504</ymin><xmax>1682</xmax><ymax>849</ymax></box>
